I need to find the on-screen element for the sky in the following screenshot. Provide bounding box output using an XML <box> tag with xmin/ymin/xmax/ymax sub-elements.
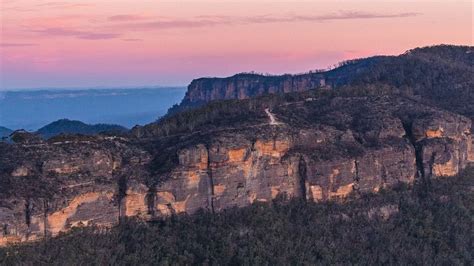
<box><xmin>0</xmin><ymin>0</ymin><xmax>472</xmax><ymax>90</ymax></box>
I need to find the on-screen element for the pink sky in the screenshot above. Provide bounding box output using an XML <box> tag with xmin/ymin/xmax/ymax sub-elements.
<box><xmin>0</xmin><ymin>0</ymin><xmax>472</xmax><ymax>89</ymax></box>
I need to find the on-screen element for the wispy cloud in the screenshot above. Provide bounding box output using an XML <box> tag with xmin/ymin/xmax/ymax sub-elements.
<box><xmin>36</xmin><ymin>2</ymin><xmax>92</xmax><ymax>8</ymax></box>
<box><xmin>122</xmin><ymin>38</ymin><xmax>143</xmax><ymax>42</ymax></box>
<box><xmin>1</xmin><ymin>43</ymin><xmax>38</xmax><ymax>47</ymax></box>
<box><xmin>108</xmin><ymin>11</ymin><xmax>421</xmax><ymax>30</ymax></box>
<box><xmin>16</xmin><ymin>10</ymin><xmax>421</xmax><ymax>41</ymax></box>
<box><xmin>297</xmin><ymin>11</ymin><xmax>420</xmax><ymax>21</ymax></box>
<box><xmin>30</xmin><ymin>27</ymin><xmax>120</xmax><ymax>40</ymax></box>
<box><xmin>115</xmin><ymin>19</ymin><xmax>224</xmax><ymax>30</ymax></box>
<box><xmin>4</xmin><ymin>2</ymin><xmax>92</xmax><ymax>12</ymax></box>
<box><xmin>108</xmin><ymin>15</ymin><xmax>150</xmax><ymax>22</ymax></box>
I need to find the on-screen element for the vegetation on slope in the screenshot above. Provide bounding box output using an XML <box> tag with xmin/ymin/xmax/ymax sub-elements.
<box><xmin>135</xmin><ymin>45</ymin><xmax>474</xmax><ymax>141</ymax></box>
<box><xmin>2</xmin><ymin>168</ymin><xmax>473</xmax><ymax>265</ymax></box>
<box><xmin>168</xmin><ymin>45</ymin><xmax>473</xmax><ymax>121</ymax></box>
<box><xmin>134</xmin><ymin>82</ymin><xmax>400</xmax><ymax>139</ymax></box>
<box><xmin>329</xmin><ymin>45</ymin><xmax>474</xmax><ymax>120</ymax></box>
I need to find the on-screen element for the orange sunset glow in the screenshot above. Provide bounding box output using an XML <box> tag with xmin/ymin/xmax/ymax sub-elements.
<box><xmin>1</xmin><ymin>0</ymin><xmax>472</xmax><ymax>89</ymax></box>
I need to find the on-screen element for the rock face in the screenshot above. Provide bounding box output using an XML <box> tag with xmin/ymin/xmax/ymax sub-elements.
<box><xmin>1</xmin><ymin>94</ymin><xmax>472</xmax><ymax>246</ymax></box>
<box><xmin>409</xmin><ymin>112</ymin><xmax>472</xmax><ymax>177</ymax></box>
<box><xmin>0</xmin><ymin>136</ymin><xmax>150</xmax><ymax>246</ymax></box>
<box><xmin>183</xmin><ymin>73</ymin><xmax>326</xmax><ymax>104</ymax></box>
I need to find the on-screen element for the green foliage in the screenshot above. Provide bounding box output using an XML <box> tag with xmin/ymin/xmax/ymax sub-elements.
<box><xmin>2</xmin><ymin>168</ymin><xmax>473</xmax><ymax>265</ymax></box>
<box><xmin>137</xmin><ymin>97</ymin><xmax>272</xmax><ymax>138</ymax></box>
<box><xmin>332</xmin><ymin>45</ymin><xmax>474</xmax><ymax>120</ymax></box>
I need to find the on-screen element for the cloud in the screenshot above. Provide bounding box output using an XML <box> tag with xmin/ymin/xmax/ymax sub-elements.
<box><xmin>20</xmin><ymin>10</ymin><xmax>420</xmax><ymax>41</ymax></box>
<box><xmin>108</xmin><ymin>11</ymin><xmax>421</xmax><ymax>31</ymax></box>
<box><xmin>30</xmin><ymin>27</ymin><xmax>120</xmax><ymax>40</ymax></box>
<box><xmin>295</xmin><ymin>11</ymin><xmax>421</xmax><ymax>21</ymax></box>
<box><xmin>116</xmin><ymin>19</ymin><xmax>225</xmax><ymax>30</ymax></box>
<box><xmin>108</xmin><ymin>15</ymin><xmax>150</xmax><ymax>22</ymax></box>
<box><xmin>36</xmin><ymin>2</ymin><xmax>92</xmax><ymax>8</ymax></box>
<box><xmin>1</xmin><ymin>43</ymin><xmax>38</xmax><ymax>47</ymax></box>
<box><xmin>122</xmin><ymin>38</ymin><xmax>143</xmax><ymax>42</ymax></box>
<box><xmin>3</xmin><ymin>1</ymin><xmax>91</xmax><ymax>12</ymax></box>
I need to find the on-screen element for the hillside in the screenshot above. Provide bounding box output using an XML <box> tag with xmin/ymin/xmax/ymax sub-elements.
<box><xmin>326</xmin><ymin>45</ymin><xmax>474</xmax><ymax>120</ymax></box>
<box><xmin>169</xmin><ymin>45</ymin><xmax>474</xmax><ymax>120</ymax></box>
<box><xmin>1</xmin><ymin>168</ymin><xmax>473</xmax><ymax>264</ymax></box>
<box><xmin>36</xmin><ymin>119</ymin><xmax>128</xmax><ymax>139</ymax></box>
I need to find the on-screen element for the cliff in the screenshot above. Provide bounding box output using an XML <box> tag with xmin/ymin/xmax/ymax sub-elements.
<box><xmin>1</xmin><ymin>94</ymin><xmax>472</xmax><ymax>246</ymax></box>
<box><xmin>181</xmin><ymin>73</ymin><xmax>326</xmax><ymax>105</ymax></box>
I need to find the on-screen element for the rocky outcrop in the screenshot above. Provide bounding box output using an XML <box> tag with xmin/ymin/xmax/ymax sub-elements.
<box><xmin>183</xmin><ymin>73</ymin><xmax>326</xmax><ymax>104</ymax></box>
<box><xmin>0</xmin><ymin>136</ymin><xmax>150</xmax><ymax>246</ymax></box>
<box><xmin>403</xmin><ymin>110</ymin><xmax>472</xmax><ymax>177</ymax></box>
<box><xmin>1</xmin><ymin>96</ymin><xmax>472</xmax><ymax>246</ymax></box>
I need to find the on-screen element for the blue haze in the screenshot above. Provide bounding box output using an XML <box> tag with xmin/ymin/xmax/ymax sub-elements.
<box><xmin>0</xmin><ymin>87</ymin><xmax>186</xmax><ymax>131</ymax></box>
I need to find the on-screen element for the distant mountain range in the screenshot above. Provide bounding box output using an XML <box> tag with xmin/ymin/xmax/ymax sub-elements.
<box><xmin>35</xmin><ymin>119</ymin><xmax>128</xmax><ymax>139</ymax></box>
<box><xmin>0</xmin><ymin>126</ymin><xmax>13</xmax><ymax>138</ymax></box>
<box><xmin>1</xmin><ymin>119</ymin><xmax>128</xmax><ymax>140</ymax></box>
<box><xmin>0</xmin><ymin>87</ymin><xmax>186</xmax><ymax>130</ymax></box>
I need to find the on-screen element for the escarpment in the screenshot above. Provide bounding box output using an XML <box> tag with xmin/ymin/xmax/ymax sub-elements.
<box><xmin>182</xmin><ymin>73</ymin><xmax>327</xmax><ymax>105</ymax></box>
<box><xmin>1</xmin><ymin>94</ymin><xmax>472</xmax><ymax>246</ymax></box>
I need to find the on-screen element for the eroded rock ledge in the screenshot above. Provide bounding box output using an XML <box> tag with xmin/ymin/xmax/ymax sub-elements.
<box><xmin>1</xmin><ymin>96</ymin><xmax>472</xmax><ymax>246</ymax></box>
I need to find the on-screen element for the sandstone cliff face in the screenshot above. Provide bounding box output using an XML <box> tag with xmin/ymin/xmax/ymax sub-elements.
<box><xmin>181</xmin><ymin>73</ymin><xmax>326</xmax><ymax>105</ymax></box>
<box><xmin>407</xmin><ymin>111</ymin><xmax>472</xmax><ymax>177</ymax></box>
<box><xmin>1</xmin><ymin>96</ymin><xmax>472</xmax><ymax>246</ymax></box>
<box><xmin>147</xmin><ymin>96</ymin><xmax>472</xmax><ymax>219</ymax></box>
<box><xmin>0</xmin><ymin>137</ymin><xmax>150</xmax><ymax>246</ymax></box>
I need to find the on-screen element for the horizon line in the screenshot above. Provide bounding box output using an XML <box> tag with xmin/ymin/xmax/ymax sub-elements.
<box><xmin>0</xmin><ymin>85</ymin><xmax>188</xmax><ymax>92</ymax></box>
